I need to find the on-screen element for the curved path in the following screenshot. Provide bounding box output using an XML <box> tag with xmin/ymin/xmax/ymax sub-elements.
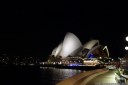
<box><xmin>56</xmin><ymin>69</ymin><xmax>108</xmax><ymax>85</ymax></box>
<box><xmin>86</xmin><ymin>70</ymin><xmax>117</xmax><ymax>85</ymax></box>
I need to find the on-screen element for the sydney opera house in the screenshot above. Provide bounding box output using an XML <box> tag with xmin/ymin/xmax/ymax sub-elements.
<box><xmin>48</xmin><ymin>32</ymin><xmax>110</xmax><ymax>66</ymax></box>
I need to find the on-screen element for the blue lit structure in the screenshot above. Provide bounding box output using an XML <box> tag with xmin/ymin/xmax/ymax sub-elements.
<box><xmin>88</xmin><ymin>54</ymin><xmax>94</xmax><ymax>58</ymax></box>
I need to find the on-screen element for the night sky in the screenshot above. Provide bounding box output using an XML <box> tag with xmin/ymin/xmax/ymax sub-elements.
<box><xmin>0</xmin><ymin>2</ymin><xmax>127</xmax><ymax>60</ymax></box>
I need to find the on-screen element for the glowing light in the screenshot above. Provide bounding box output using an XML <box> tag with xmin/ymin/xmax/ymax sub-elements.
<box><xmin>59</xmin><ymin>62</ymin><xmax>62</xmax><ymax>64</ymax></box>
<box><xmin>88</xmin><ymin>54</ymin><xmax>94</xmax><ymax>58</ymax></box>
<box><xmin>126</xmin><ymin>36</ymin><xmax>128</xmax><ymax>41</ymax></box>
<box><xmin>125</xmin><ymin>46</ymin><xmax>128</xmax><ymax>50</ymax></box>
<box><xmin>83</xmin><ymin>58</ymin><xmax>99</xmax><ymax>66</ymax></box>
<box><xmin>53</xmin><ymin>62</ymin><xmax>55</xmax><ymax>64</ymax></box>
<box><xmin>99</xmin><ymin>57</ymin><xmax>102</xmax><ymax>59</ymax></box>
<box><xmin>69</xmin><ymin>63</ymin><xmax>79</xmax><ymax>66</ymax></box>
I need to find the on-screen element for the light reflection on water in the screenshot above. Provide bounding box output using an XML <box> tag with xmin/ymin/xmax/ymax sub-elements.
<box><xmin>0</xmin><ymin>66</ymin><xmax>83</xmax><ymax>85</ymax></box>
<box><xmin>40</xmin><ymin>67</ymin><xmax>83</xmax><ymax>85</ymax></box>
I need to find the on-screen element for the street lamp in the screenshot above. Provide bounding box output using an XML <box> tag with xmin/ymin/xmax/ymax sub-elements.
<box><xmin>125</xmin><ymin>36</ymin><xmax>128</xmax><ymax>51</ymax></box>
<box><xmin>126</xmin><ymin>36</ymin><xmax>128</xmax><ymax>42</ymax></box>
<box><xmin>125</xmin><ymin>46</ymin><xmax>128</xmax><ymax>50</ymax></box>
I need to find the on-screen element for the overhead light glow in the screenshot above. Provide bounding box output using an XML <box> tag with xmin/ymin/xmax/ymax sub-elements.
<box><xmin>126</xmin><ymin>36</ymin><xmax>128</xmax><ymax>41</ymax></box>
<box><xmin>125</xmin><ymin>46</ymin><xmax>128</xmax><ymax>50</ymax></box>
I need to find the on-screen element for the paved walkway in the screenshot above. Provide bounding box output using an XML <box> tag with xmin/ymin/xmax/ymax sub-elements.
<box><xmin>56</xmin><ymin>69</ymin><xmax>106</xmax><ymax>85</ymax></box>
<box><xmin>86</xmin><ymin>70</ymin><xmax>117</xmax><ymax>85</ymax></box>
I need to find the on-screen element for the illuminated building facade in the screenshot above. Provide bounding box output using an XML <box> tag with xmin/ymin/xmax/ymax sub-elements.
<box><xmin>51</xmin><ymin>32</ymin><xmax>82</xmax><ymax>58</ymax></box>
<box><xmin>48</xmin><ymin>32</ymin><xmax>110</xmax><ymax>66</ymax></box>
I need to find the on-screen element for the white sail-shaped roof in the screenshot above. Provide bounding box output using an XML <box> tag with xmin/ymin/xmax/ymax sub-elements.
<box><xmin>60</xmin><ymin>32</ymin><xmax>82</xmax><ymax>58</ymax></box>
<box><xmin>83</xmin><ymin>40</ymin><xmax>99</xmax><ymax>50</ymax></box>
<box><xmin>51</xmin><ymin>43</ymin><xmax>63</xmax><ymax>57</ymax></box>
<box><xmin>54</xmin><ymin>43</ymin><xmax>63</xmax><ymax>57</ymax></box>
<box><xmin>51</xmin><ymin>48</ymin><xmax>57</xmax><ymax>55</ymax></box>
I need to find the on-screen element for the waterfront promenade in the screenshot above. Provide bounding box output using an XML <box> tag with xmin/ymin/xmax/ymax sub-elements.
<box><xmin>56</xmin><ymin>68</ymin><xmax>109</xmax><ymax>85</ymax></box>
<box><xmin>86</xmin><ymin>70</ymin><xmax>117</xmax><ymax>85</ymax></box>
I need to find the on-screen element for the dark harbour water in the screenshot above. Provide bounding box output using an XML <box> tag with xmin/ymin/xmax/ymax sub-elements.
<box><xmin>0</xmin><ymin>65</ymin><xmax>83</xmax><ymax>85</ymax></box>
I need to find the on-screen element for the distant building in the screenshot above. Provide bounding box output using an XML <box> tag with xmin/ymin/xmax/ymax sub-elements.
<box><xmin>48</xmin><ymin>32</ymin><xmax>110</xmax><ymax>66</ymax></box>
